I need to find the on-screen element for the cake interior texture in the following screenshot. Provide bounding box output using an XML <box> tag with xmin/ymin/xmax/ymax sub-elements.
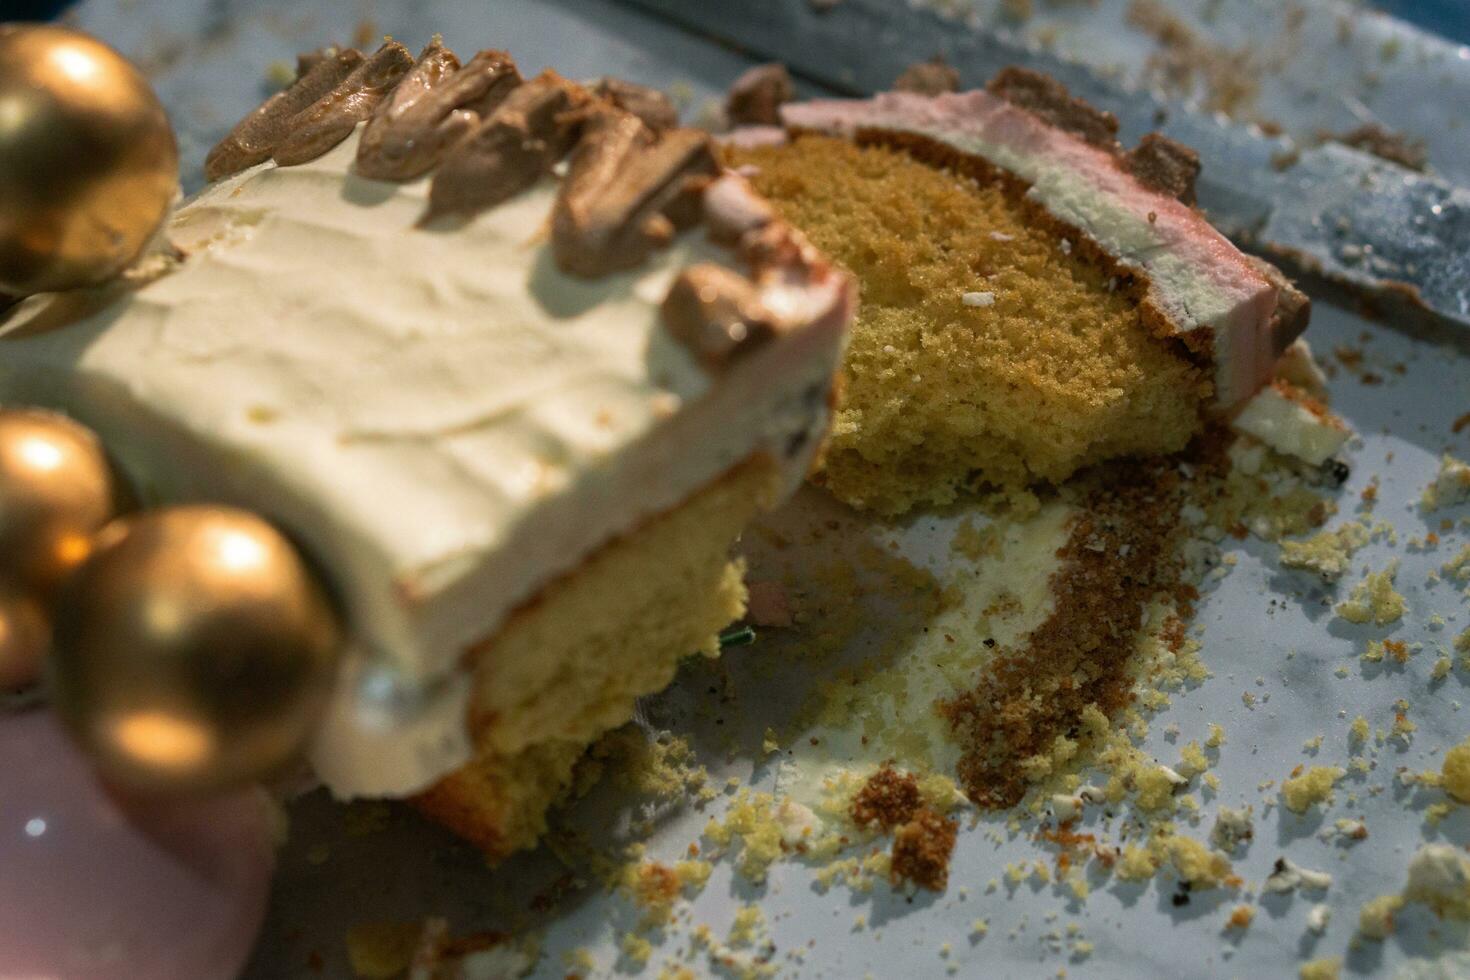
<box><xmin>729</xmin><ymin>136</ymin><xmax>1212</xmax><ymax>516</ymax></box>
<box><xmin>415</xmin><ymin>456</ymin><xmax>779</xmax><ymax>857</ymax></box>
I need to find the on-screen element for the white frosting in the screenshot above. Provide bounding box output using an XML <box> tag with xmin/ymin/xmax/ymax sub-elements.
<box><xmin>1404</xmin><ymin>843</ymin><xmax>1470</xmax><ymax>909</ymax></box>
<box><xmin>1275</xmin><ymin>337</ymin><xmax>1329</xmax><ymax>398</ymax></box>
<box><xmin>1231</xmin><ymin>383</ymin><xmax>1349</xmax><ymax>467</ymax></box>
<box><xmin>1049</xmin><ymin>793</ymin><xmax>1082</xmax><ymax>821</ymax></box>
<box><xmin>1263</xmin><ymin>856</ymin><xmax>1333</xmax><ymax>893</ymax></box>
<box><xmin>1423</xmin><ymin>454</ymin><xmax>1470</xmax><ymax>512</ymax></box>
<box><xmin>761</xmin><ymin>492</ymin><xmax>1076</xmax><ymax>811</ymax></box>
<box><xmin>0</xmin><ymin>130</ymin><xmax>847</xmax><ymax>796</ymax></box>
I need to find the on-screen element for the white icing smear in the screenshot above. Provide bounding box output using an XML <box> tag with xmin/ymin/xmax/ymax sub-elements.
<box><xmin>741</xmin><ymin>488</ymin><xmax>1075</xmax><ymax>813</ymax></box>
<box><xmin>0</xmin><ymin>130</ymin><xmax>848</xmax><ymax>796</ymax></box>
<box><xmin>1231</xmin><ymin>382</ymin><xmax>1349</xmax><ymax>466</ymax></box>
<box><xmin>783</xmin><ymin>90</ymin><xmax>1280</xmax><ymax>406</ymax></box>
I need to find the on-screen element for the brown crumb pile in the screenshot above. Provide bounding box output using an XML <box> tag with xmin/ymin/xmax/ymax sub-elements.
<box><xmin>850</xmin><ymin>765</ymin><xmax>923</xmax><ymax>830</ymax></box>
<box><xmin>1326</xmin><ymin>124</ymin><xmax>1428</xmax><ymax>171</ymax></box>
<box><xmin>729</xmin><ymin>136</ymin><xmax>1207</xmax><ymax>516</ymax></box>
<box><xmin>940</xmin><ymin>460</ymin><xmax>1188</xmax><ymax>808</ymax></box>
<box><xmin>848</xmin><ymin>765</ymin><xmax>958</xmax><ymax>891</ymax></box>
<box><xmin>890</xmin><ymin>808</ymin><xmax>959</xmax><ymax>891</ymax></box>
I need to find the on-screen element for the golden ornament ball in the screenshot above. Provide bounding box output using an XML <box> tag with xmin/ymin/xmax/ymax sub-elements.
<box><xmin>0</xmin><ymin>407</ymin><xmax>118</xmax><ymax>594</ymax></box>
<box><xmin>51</xmin><ymin>505</ymin><xmax>343</xmax><ymax>794</ymax></box>
<box><xmin>0</xmin><ymin>24</ymin><xmax>178</xmax><ymax>295</ymax></box>
<box><xmin>0</xmin><ymin>590</ymin><xmax>50</xmax><ymax>691</ymax></box>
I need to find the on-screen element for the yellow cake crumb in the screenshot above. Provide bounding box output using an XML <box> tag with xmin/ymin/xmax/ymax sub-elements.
<box><xmin>344</xmin><ymin>921</ymin><xmax>422</xmax><ymax>979</ymax></box>
<box><xmin>1423</xmin><ymin>454</ymin><xmax>1470</xmax><ymax>511</ymax></box>
<box><xmin>1177</xmin><ymin>741</ymin><xmax>1209</xmax><ymax>778</ymax></box>
<box><xmin>1445</xmin><ymin>544</ymin><xmax>1470</xmax><ymax>583</ymax></box>
<box><xmin>1167</xmin><ymin>836</ymin><xmax>1232</xmax><ymax>889</ymax></box>
<box><xmin>1358</xmin><ymin>893</ymin><xmax>1405</xmax><ymax>940</ymax></box>
<box><xmin>951</xmin><ymin>518</ymin><xmax>1000</xmax><ymax>562</ymax></box>
<box><xmin>621</xmin><ymin>931</ymin><xmax>654</xmax><ymax>966</ymax></box>
<box><xmin>1279</xmin><ymin>521</ymin><xmax>1369</xmax><ymax>582</ymax></box>
<box><xmin>704</xmin><ymin>791</ymin><xmax>784</xmax><ymax>882</ymax></box>
<box><xmin>1299</xmin><ymin>957</ymin><xmax>1341</xmax><ymax>980</ymax></box>
<box><xmin>1393</xmin><ymin>711</ymin><xmax>1417</xmax><ymax>740</ymax></box>
<box><xmin>620</xmin><ymin>859</ymin><xmax>696</xmax><ymax>926</ymax></box>
<box><xmin>1134</xmin><ymin>763</ymin><xmax>1186</xmax><ymax>812</ymax></box>
<box><xmin>1206</xmin><ymin>723</ymin><xmax>1226</xmax><ymax>748</ymax></box>
<box><xmin>677</xmin><ymin>859</ymin><xmax>713</xmax><ymax>890</ymax></box>
<box><xmin>1442</xmin><ymin>736</ymin><xmax>1470</xmax><ymax>803</ymax></box>
<box><xmin>729</xmin><ymin>905</ymin><xmax>766</xmax><ymax>946</ymax></box>
<box><xmin>1426</xmin><ymin>802</ymin><xmax>1453</xmax><ymax>826</ymax></box>
<box><xmin>1116</xmin><ymin>844</ymin><xmax>1161</xmax><ymax>882</ymax></box>
<box><xmin>1334</xmin><ymin>561</ymin><xmax>1406</xmax><ymax>625</ymax></box>
<box><xmin>1281</xmin><ymin>766</ymin><xmax>1345</xmax><ymax>813</ymax></box>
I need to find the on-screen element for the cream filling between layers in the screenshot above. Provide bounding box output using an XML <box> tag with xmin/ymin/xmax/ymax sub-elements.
<box><xmin>782</xmin><ymin>92</ymin><xmax>1279</xmax><ymax>406</ymax></box>
<box><xmin>0</xmin><ymin>129</ymin><xmax>847</xmax><ymax>796</ymax></box>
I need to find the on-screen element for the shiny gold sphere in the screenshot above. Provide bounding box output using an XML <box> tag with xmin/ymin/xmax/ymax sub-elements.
<box><xmin>0</xmin><ymin>590</ymin><xmax>50</xmax><ymax>690</ymax></box>
<box><xmin>0</xmin><ymin>25</ymin><xmax>178</xmax><ymax>295</ymax></box>
<box><xmin>51</xmin><ymin>506</ymin><xmax>342</xmax><ymax>794</ymax></box>
<box><xmin>0</xmin><ymin>407</ymin><xmax>118</xmax><ymax>594</ymax></box>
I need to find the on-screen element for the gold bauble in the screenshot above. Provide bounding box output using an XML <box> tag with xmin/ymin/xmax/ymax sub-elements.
<box><xmin>0</xmin><ymin>590</ymin><xmax>49</xmax><ymax>690</ymax></box>
<box><xmin>0</xmin><ymin>25</ymin><xmax>178</xmax><ymax>295</ymax></box>
<box><xmin>0</xmin><ymin>407</ymin><xmax>118</xmax><ymax>594</ymax></box>
<box><xmin>51</xmin><ymin>506</ymin><xmax>342</xmax><ymax>794</ymax></box>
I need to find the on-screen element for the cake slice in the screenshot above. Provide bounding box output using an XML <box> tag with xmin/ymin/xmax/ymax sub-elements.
<box><xmin>729</xmin><ymin>69</ymin><xmax>1309</xmax><ymax>515</ymax></box>
<box><xmin>0</xmin><ymin>39</ymin><xmax>853</xmax><ymax>857</ymax></box>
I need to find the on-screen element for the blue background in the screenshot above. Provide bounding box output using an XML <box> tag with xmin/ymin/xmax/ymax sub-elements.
<box><xmin>1374</xmin><ymin>0</ymin><xmax>1470</xmax><ymax>41</ymax></box>
<box><xmin>10</xmin><ymin>0</ymin><xmax>1470</xmax><ymax>43</ymax></box>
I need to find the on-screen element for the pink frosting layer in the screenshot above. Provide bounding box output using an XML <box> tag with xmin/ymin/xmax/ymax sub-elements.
<box><xmin>781</xmin><ymin>91</ymin><xmax>1281</xmax><ymax>405</ymax></box>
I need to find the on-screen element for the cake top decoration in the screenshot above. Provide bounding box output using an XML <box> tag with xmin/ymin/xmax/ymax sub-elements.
<box><xmin>0</xmin><ymin>25</ymin><xmax>178</xmax><ymax>297</ymax></box>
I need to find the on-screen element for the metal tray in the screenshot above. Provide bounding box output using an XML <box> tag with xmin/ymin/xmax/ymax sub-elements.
<box><xmin>65</xmin><ymin>1</ymin><xmax>1470</xmax><ymax>976</ymax></box>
